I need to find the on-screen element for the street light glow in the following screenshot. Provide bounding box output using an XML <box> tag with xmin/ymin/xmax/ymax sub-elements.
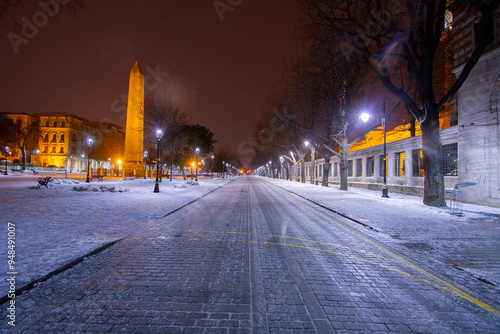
<box><xmin>360</xmin><ymin>113</ymin><xmax>370</xmax><ymax>123</ymax></box>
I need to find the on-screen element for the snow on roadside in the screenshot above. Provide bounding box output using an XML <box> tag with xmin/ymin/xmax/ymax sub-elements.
<box><xmin>0</xmin><ymin>176</ymin><xmax>232</xmax><ymax>294</ymax></box>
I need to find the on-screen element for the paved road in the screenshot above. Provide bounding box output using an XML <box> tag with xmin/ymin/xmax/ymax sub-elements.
<box><xmin>2</xmin><ymin>177</ymin><xmax>499</xmax><ymax>333</ymax></box>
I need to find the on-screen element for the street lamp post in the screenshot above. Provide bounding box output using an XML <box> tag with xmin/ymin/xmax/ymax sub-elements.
<box><xmin>381</xmin><ymin>101</ymin><xmax>389</xmax><ymax>198</ymax></box>
<box><xmin>360</xmin><ymin>103</ymin><xmax>389</xmax><ymax>198</ymax></box>
<box><xmin>211</xmin><ymin>155</ymin><xmax>214</xmax><ymax>176</ymax></box>
<box><xmin>85</xmin><ymin>139</ymin><xmax>93</xmax><ymax>183</ymax></box>
<box><xmin>195</xmin><ymin>147</ymin><xmax>200</xmax><ymax>181</ymax></box>
<box><xmin>222</xmin><ymin>161</ymin><xmax>225</xmax><ymax>178</ymax></box>
<box><xmin>154</xmin><ymin>130</ymin><xmax>163</xmax><ymax>193</ymax></box>
<box><xmin>143</xmin><ymin>151</ymin><xmax>148</xmax><ymax>179</ymax></box>
<box><xmin>4</xmin><ymin>147</ymin><xmax>9</xmax><ymax>175</ymax></box>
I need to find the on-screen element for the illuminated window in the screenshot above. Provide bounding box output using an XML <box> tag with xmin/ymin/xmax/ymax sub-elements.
<box><xmin>366</xmin><ymin>156</ymin><xmax>374</xmax><ymax>177</ymax></box>
<box><xmin>355</xmin><ymin>158</ymin><xmax>362</xmax><ymax>177</ymax></box>
<box><xmin>379</xmin><ymin>155</ymin><xmax>387</xmax><ymax>177</ymax></box>
<box><xmin>347</xmin><ymin>160</ymin><xmax>353</xmax><ymax>177</ymax></box>
<box><xmin>394</xmin><ymin>152</ymin><xmax>405</xmax><ymax>177</ymax></box>
<box><xmin>51</xmin><ymin>134</ymin><xmax>57</xmax><ymax>143</ymax></box>
<box><xmin>51</xmin><ymin>146</ymin><xmax>56</xmax><ymax>153</ymax></box>
<box><xmin>412</xmin><ymin>149</ymin><xmax>424</xmax><ymax>177</ymax></box>
<box><xmin>59</xmin><ymin>134</ymin><xmax>65</xmax><ymax>143</ymax></box>
<box><xmin>43</xmin><ymin>134</ymin><xmax>49</xmax><ymax>142</ymax></box>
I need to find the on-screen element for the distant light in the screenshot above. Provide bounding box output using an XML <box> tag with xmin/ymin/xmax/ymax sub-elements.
<box><xmin>117</xmin><ymin>159</ymin><xmax>121</xmax><ymax>165</ymax></box>
<box><xmin>156</xmin><ymin>129</ymin><xmax>163</xmax><ymax>139</ymax></box>
<box><xmin>304</xmin><ymin>141</ymin><xmax>309</xmax><ymax>147</ymax></box>
<box><xmin>360</xmin><ymin>113</ymin><xmax>370</xmax><ymax>123</ymax></box>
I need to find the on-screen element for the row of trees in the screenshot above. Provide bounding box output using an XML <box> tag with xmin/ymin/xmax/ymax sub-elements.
<box><xmin>251</xmin><ymin>0</ymin><xmax>498</xmax><ymax>207</ymax></box>
<box><xmin>142</xmin><ymin>97</ymin><xmax>239</xmax><ymax>179</ymax></box>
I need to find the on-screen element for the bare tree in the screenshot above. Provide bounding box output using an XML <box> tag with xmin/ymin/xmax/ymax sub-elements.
<box><xmin>301</xmin><ymin>0</ymin><xmax>500</xmax><ymax>206</ymax></box>
<box><xmin>143</xmin><ymin>96</ymin><xmax>188</xmax><ymax>181</ymax></box>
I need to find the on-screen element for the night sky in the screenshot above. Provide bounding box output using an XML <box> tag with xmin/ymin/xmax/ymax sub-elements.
<box><xmin>0</xmin><ymin>0</ymin><xmax>299</xmax><ymax>157</ymax></box>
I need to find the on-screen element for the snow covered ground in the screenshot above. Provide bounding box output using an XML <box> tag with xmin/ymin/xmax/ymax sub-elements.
<box><xmin>265</xmin><ymin>177</ymin><xmax>500</xmax><ymax>298</ymax></box>
<box><xmin>0</xmin><ymin>173</ymin><xmax>232</xmax><ymax>295</ymax></box>
<box><xmin>0</xmin><ymin>173</ymin><xmax>499</xmax><ymax>303</ymax></box>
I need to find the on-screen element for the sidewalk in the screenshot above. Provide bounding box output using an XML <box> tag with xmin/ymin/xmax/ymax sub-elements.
<box><xmin>265</xmin><ymin>177</ymin><xmax>500</xmax><ymax>307</ymax></box>
<box><xmin>0</xmin><ymin>175</ymin><xmax>232</xmax><ymax>295</ymax></box>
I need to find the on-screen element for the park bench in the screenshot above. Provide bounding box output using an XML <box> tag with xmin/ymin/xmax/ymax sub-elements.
<box><xmin>37</xmin><ymin>176</ymin><xmax>52</xmax><ymax>188</ymax></box>
<box><xmin>91</xmin><ymin>175</ymin><xmax>104</xmax><ymax>182</ymax></box>
<box><xmin>11</xmin><ymin>169</ymin><xmax>23</xmax><ymax>174</ymax></box>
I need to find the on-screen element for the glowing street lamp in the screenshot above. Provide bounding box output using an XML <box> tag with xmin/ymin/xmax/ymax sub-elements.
<box><xmin>154</xmin><ymin>130</ymin><xmax>163</xmax><ymax>193</ymax></box>
<box><xmin>195</xmin><ymin>147</ymin><xmax>200</xmax><ymax>181</ymax></box>
<box><xmin>85</xmin><ymin>138</ymin><xmax>93</xmax><ymax>183</ymax></box>
<box><xmin>117</xmin><ymin>159</ymin><xmax>122</xmax><ymax>177</ymax></box>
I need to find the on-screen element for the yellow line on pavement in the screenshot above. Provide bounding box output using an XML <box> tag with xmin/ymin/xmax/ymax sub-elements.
<box><xmin>128</xmin><ymin>229</ymin><xmax>499</xmax><ymax>314</ymax></box>
<box><xmin>294</xmin><ymin>198</ymin><xmax>500</xmax><ymax>314</ymax></box>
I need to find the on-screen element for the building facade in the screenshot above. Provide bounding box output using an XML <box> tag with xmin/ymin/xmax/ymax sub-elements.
<box><xmin>286</xmin><ymin>4</ymin><xmax>500</xmax><ymax>207</ymax></box>
<box><xmin>1</xmin><ymin>112</ymin><xmax>124</xmax><ymax>172</ymax></box>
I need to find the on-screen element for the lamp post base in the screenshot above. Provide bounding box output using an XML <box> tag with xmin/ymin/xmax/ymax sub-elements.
<box><xmin>382</xmin><ymin>186</ymin><xmax>389</xmax><ymax>198</ymax></box>
<box><xmin>154</xmin><ymin>182</ymin><xmax>160</xmax><ymax>193</ymax></box>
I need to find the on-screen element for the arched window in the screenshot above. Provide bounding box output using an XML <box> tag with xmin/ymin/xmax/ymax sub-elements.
<box><xmin>59</xmin><ymin>134</ymin><xmax>65</xmax><ymax>143</ymax></box>
<box><xmin>53</xmin><ymin>121</ymin><xmax>58</xmax><ymax>127</ymax></box>
<box><xmin>43</xmin><ymin>134</ymin><xmax>49</xmax><ymax>142</ymax></box>
<box><xmin>59</xmin><ymin>147</ymin><xmax>64</xmax><ymax>154</ymax></box>
<box><xmin>51</xmin><ymin>146</ymin><xmax>56</xmax><ymax>153</ymax></box>
<box><xmin>61</xmin><ymin>121</ymin><xmax>66</xmax><ymax>127</ymax></box>
<box><xmin>51</xmin><ymin>134</ymin><xmax>57</xmax><ymax>143</ymax></box>
<box><xmin>45</xmin><ymin>121</ymin><xmax>49</xmax><ymax>127</ymax></box>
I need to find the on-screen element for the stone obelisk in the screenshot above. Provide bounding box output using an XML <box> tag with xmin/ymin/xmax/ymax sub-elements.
<box><xmin>123</xmin><ymin>61</ymin><xmax>144</xmax><ymax>175</ymax></box>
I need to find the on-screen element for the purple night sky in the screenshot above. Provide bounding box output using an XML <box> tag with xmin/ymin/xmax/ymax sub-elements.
<box><xmin>0</xmin><ymin>1</ymin><xmax>299</xmax><ymax>156</ymax></box>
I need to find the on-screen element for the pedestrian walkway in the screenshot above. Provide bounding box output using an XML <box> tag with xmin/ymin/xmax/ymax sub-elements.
<box><xmin>266</xmin><ymin>177</ymin><xmax>500</xmax><ymax>307</ymax></box>
<box><xmin>1</xmin><ymin>177</ymin><xmax>499</xmax><ymax>333</ymax></box>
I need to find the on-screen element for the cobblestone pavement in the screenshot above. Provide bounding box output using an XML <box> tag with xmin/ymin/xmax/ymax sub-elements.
<box><xmin>1</xmin><ymin>177</ymin><xmax>499</xmax><ymax>333</ymax></box>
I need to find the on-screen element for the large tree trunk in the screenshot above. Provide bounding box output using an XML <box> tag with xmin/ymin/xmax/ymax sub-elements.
<box><xmin>421</xmin><ymin>110</ymin><xmax>446</xmax><ymax>206</ymax></box>
<box><xmin>21</xmin><ymin>147</ymin><xmax>26</xmax><ymax>170</ymax></box>
<box><xmin>322</xmin><ymin>161</ymin><xmax>330</xmax><ymax>187</ymax></box>
<box><xmin>300</xmin><ymin>160</ymin><xmax>306</xmax><ymax>183</ymax></box>
<box><xmin>339</xmin><ymin>151</ymin><xmax>348</xmax><ymax>191</ymax></box>
<box><xmin>310</xmin><ymin>147</ymin><xmax>315</xmax><ymax>184</ymax></box>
